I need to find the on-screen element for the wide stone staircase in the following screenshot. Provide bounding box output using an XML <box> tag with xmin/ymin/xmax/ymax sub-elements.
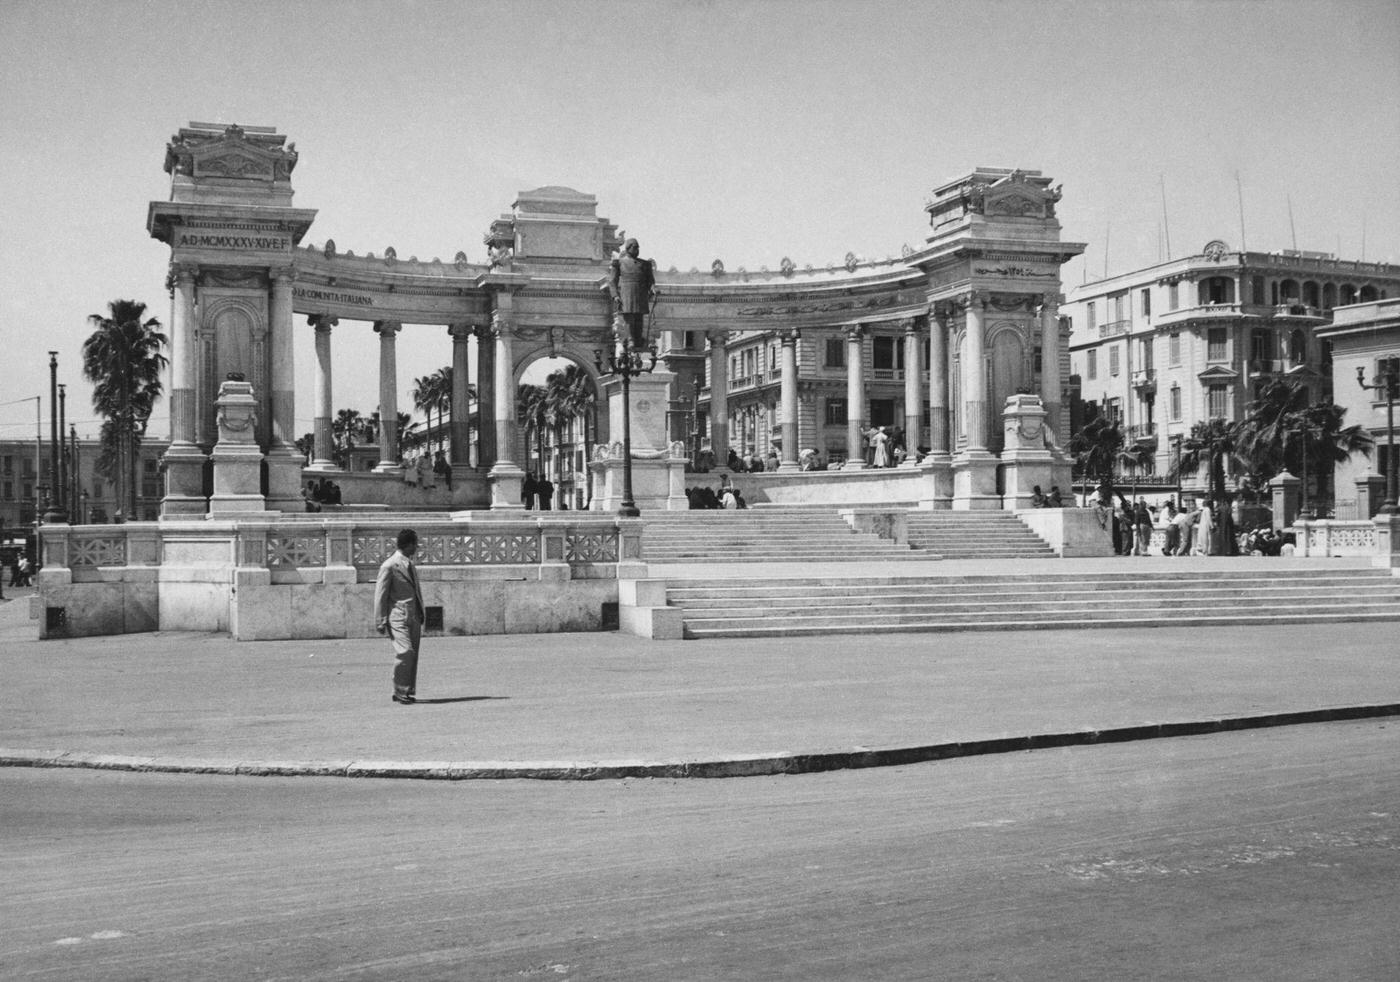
<box><xmin>641</xmin><ymin>507</ymin><xmax>926</xmax><ymax>563</ymax></box>
<box><xmin>904</xmin><ymin>511</ymin><xmax>1056</xmax><ymax>559</ymax></box>
<box><xmin>663</xmin><ymin>567</ymin><xmax>1400</xmax><ymax>638</ymax></box>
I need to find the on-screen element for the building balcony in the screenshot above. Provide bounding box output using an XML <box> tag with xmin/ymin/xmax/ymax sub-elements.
<box><xmin>1247</xmin><ymin>358</ymin><xmax>1289</xmax><ymax>376</ymax></box>
<box><xmin>1127</xmin><ymin>422</ymin><xmax>1158</xmax><ymax>447</ymax></box>
<box><xmin>1097</xmin><ymin>319</ymin><xmax>1131</xmax><ymax>338</ymax></box>
<box><xmin>1131</xmin><ymin>367</ymin><xmax>1156</xmax><ymax>394</ymax></box>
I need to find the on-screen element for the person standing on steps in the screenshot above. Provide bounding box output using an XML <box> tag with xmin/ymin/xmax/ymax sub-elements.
<box><xmin>374</xmin><ymin>528</ymin><xmax>426</xmax><ymax>705</ymax></box>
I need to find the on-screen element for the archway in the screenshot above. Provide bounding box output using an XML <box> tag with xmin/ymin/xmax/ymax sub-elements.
<box><xmin>515</xmin><ymin>349</ymin><xmax>604</xmax><ymax>510</ymax></box>
<box><xmin>989</xmin><ymin>325</ymin><xmax>1028</xmax><ymax>455</ymax></box>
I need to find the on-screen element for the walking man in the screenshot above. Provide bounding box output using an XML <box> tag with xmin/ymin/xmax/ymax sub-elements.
<box><xmin>374</xmin><ymin>528</ymin><xmax>426</xmax><ymax>705</ymax></box>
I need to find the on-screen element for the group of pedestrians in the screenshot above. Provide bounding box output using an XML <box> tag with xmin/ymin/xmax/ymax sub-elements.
<box><xmin>521</xmin><ymin>472</ymin><xmax>557</xmax><ymax>510</ymax></box>
<box><xmin>7</xmin><ymin>555</ymin><xmax>33</xmax><ymax>587</ymax></box>
<box><xmin>1092</xmin><ymin>488</ymin><xmax>1231</xmax><ymax>557</ymax></box>
<box><xmin>685</xmin><ymin>483</ymin><xmax>747</xmax><ymax>509</ymax></box>
<box><xmin>401</xmin><ymin>450</ymin><xmax>453</xmax><ymax>492</ymax></box>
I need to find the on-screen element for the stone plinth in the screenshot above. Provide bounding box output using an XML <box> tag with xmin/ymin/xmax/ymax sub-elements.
<box><xmin>603</xmin><ymin>369</ymin><xmax>674</xmax><ymax>454</ymax></box>
<box><xmin>209</xmin><ymin>380</ymin><xmax>266</xmax><ymax>516</ymax></box>
<box><xmin>161</xmin><ymin>443</ymin><xmax>209</xmax><ymax>518</ymax></box>
<box><xmin>1373</xmin><ymin>512</ymin><xmax>1400</xmax><ymax>572</ymax></box>
<box><xmin>952</xmin><ymin>450</ymin><xmax>1000</xmax><ymax>510</ymax></box>
<box><xmin>999</xmin><ymin>394</ymin><xmax>1071</xmax><ymax>509</ymax></box>
<box><xmin>1270</xmin><ymin>472</ymin><xmax>1301</xmax><ymax>529</ymax></box>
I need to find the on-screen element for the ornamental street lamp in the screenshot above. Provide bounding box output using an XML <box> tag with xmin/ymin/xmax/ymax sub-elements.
<box><xmin>43</xmin><ymin>352</ymin><xmax>67</xmax><ymax>524</ymax></box>
<box><xmin>1358</xmin><ymin>362</ymin><xmax>1399</xmax><ymax>515</ymax></box>
<box><xmin>594</xmin><ymin>335</ymin><xmax>658</xmax><ymax>518</ymax></box>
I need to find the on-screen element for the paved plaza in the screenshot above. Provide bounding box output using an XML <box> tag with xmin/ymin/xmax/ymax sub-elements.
<box><xmin>4</xmin><ymin>559</ymin><xmax>1399</xmax><ymax>780</ymax></box>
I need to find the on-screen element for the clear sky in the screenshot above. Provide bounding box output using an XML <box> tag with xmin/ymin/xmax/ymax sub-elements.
<box><xmin>2</xmin><ymin>0</ymin><xmax>1397</xmax><ymax>444</ymax></box>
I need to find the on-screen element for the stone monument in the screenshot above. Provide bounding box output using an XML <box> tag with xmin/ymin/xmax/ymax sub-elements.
<box><xmin>208</xmin><ymin>378</ymin><xmax>266</xmax><ymax>516</ymax></box>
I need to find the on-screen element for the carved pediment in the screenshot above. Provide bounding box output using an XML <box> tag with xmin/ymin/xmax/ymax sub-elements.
<box><xmin>983</xmin><ymin>170</ymin><xmax>1062</xmax><ymax>219</ymax></box>
<box><xmin>165</xmin><ymin>123</ymin><xmax>297</xmax><ymax>183</ymax></box>
<box><xmin>1197</xmin><ymin>365</ymin><xmax>1240</xmax><ymax>382</ymax></box>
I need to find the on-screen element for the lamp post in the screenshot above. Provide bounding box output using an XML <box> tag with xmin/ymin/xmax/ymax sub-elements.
<box><xmin>1358</xmin><ymin>362</ymin><xmax>1399</xmax><ymax>515</ymax></box>
<box><xmin>81</xmin><ymin>489</ymin><xmax>89</xmax><ymax>525</ymax></box>
<box><xmin>58</xmin><ymin>383</ymin><xmax>67</xmax><ymax>521</ymax></box>
<box><xmin>594</xmin><ymin>335</ymin><xmax>658</xmax><ymax>518</ymax></box>
<box><xmin>43</xmin><ymin>352</ymin><xmax>67</xmax><ymax>524</ymax></box>
<box><xmin>69</xmin><ymin>424</ymin><xmax>79</xmax><ymax>521</ymax></box>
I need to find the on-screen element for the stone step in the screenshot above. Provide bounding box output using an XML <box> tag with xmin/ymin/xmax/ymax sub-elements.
<box><xmin>665</xmin><ymin>570</ymin><xmax>1395</xmax><ymax>590</ymax></box>
<box><xmin>683</xmin><ymin>609</ymin><xmax>1400</xmax><ymax>638</ymax></box>
<box><xmin>668</xmin><ymin>584</ymin><xmax>1400</xmax><ymax>608</ymax></box>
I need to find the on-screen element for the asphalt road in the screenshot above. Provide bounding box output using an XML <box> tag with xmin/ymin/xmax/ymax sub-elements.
<box><xmin>3</xmin><ymin>720</ymin><xmax>1398</xmax><ymax>981</ymax></box>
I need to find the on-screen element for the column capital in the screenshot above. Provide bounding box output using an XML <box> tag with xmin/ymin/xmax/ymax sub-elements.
<box><xmin>965</xmin><ymin>289</ymin><xmax>986</xmax><ymax>309</ymax></box>
<box><xmin>270</xmin><ymin>266</ymin><xmax>296</xmax><ymax>286</ymax></box>
<box><xmin>170</xmin><ymin>262</ymin><xmax>199</xmax><ymax>285</ymax></box>
<box><xmin>896</xmin><ymin>316</ymin><xmax>919</xmax><ymax>335</ymax></box>
<box><xmin>490</xmin><ymin>310</ymin><xmax>513</xmax><ymax>338</ymax></box>
<box><xmin>373</xmin><ymin>319</ymin><xmax>402</xmax><ymax>337</ymax></box>
<box><xmin>844</xmin><ymin>323</ymin><xmax>866</xmax><ymax>341</ymax></box>
<box><xmin>448</xmin><ymin>322</ymin><xmax>474</xmax><ymax>341</ymax></box>
<box><xmin>779</xmin><ymin>328</ymin><xmax>801</xmax><ymax>344</ymax></box>
<box><xmin>308</xmin><ymin>314</ymin><xmax>338</xmax><ymax>333</ymax></box>
<box><xmin>706</xmin><ymin>328</ymin><xmax>730</xmax><ymax>348</ymax></box>
<box><xmin>1039</xmin><ymin>291</ymin><xmax>1061</xmax><ymax>311</ymax></box>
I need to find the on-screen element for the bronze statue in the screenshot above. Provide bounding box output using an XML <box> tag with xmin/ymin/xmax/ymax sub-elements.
<box><xmin>609</xmin><ymin>238</ymin><xmax>658</xmax><ymax>348</ymax></box>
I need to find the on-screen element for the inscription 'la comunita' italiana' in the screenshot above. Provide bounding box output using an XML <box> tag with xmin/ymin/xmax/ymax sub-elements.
<box><xmin>293</xmin><ymin>287</ymin><xmax>374</xmax><ymax>306</ymax></box>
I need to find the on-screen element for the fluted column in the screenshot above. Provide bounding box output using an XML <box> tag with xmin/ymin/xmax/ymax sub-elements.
<box><xmin>1039</xmin><ymin>293</ymin><xmax>1062</xmax><ymax>440</ymax></box>
<box><xmin>491</xmin><ymin>314</ymin><xmax>517</xmax><ymax>466</ymax></box>
<box><xmin>372</xmin><ymin>320</ymin><xmax>402</xmax><ymax>472</ymax></box>
<box><xmin>448</xmin><ymin>324</ymin><xmax>472</xmax><ymax>466</ymax></box>
<box><xmin>708</xmin><ymin>331</ymin><xmax>729</xmax><ymax>466</ymax></box>
<box><xmin>475</xmin><ymin>326</ymin><xmax>496</xmax><ymax>469</ymax></box>
<box><xmin>308</xmin><ymin>315</ymin><xmax>337</xmax><ymax>470</ymax></box>
<box><xmin>844</xmin><ymin>325</ymin><xmax>867</xmax><ymax>469</ymax></box>
<box><xmin>269</xmin><ymin>269</ymin><xmax>296</xmax><ymax>448</ymax></box>
<box><xmin>901</xmin><ymin>317</ymin><xmax>922</xmax><ymax>466</ymax></box>
<box><xmin>169</xmin><ymin>265</ymin><xmax>199</xmax><ymax>447</ymax></box>
<box><xmin>778</xmin><ymin>329</ymin><xmax>800</xmax><ymax>472</ymax></box>
<box><xmin>928</xmin><ymin>304</ymin><xmax>951</xmax><ymax>458</ymax></box>
<box><xmin>963</xmin><ymin>293</ymin><xmax>988</xmax><ymax>451</ymax></box>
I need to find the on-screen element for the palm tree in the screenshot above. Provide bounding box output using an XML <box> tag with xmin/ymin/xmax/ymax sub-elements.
<box><xmin>1289</xmin><ymin>402</ymin><xmax>1372</xmax><ymax>515</ymax></box>
<box><xmin>431</xmin><ymin>365</ymin><xmax>454</xmax><ymax>453</ymax></box>
<box><xmin>82</xmin><ymin>300</ymin><xmax>168</xmax><ymax>520</ymax></box>
<box><xmin>1235</xmin><ymin>379</ymin><xmax>1311</xmax><ymax>489</ymax></box>
<box><xmin>546</xmin><ymin>364</ymin><xmax>597</xmax><ymax>508</ymax></box>
<box><xmin>516</xmin><ymin>384</ymin><xmax>550</xmax><ymax>477</ymax></box>
<box><xmin>412</xmin><ymin>369</ymin><xmax>452</xmax><ymax>454</ymax></box>
<box><xmin>1117</xmin><ymin>443</ymin><xmax>1153</xmax><ymax>500</ymax></box>
<box><xmin>332</xmin><ymin>408</ymin><xmax>365</xmax><ymax>468</ymax></box>
<box><xmin>1067</xmin><ymin>413</ymin><xmax>1124</xmax><ymax>504</ymax></box>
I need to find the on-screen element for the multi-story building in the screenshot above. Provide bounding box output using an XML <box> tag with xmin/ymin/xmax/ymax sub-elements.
<box><xmin>1317</xmin><ymin>297</ymin><xmax>1400</xmax><ymax>518</ymax></box>
<box><xmin>1064</xmin><ymin>241</ymin><xmax>1400</xmax><ymax>498</ymax></box>
<box><xmin>0</xmin><ymin>437</ymin><xmax>169</xmax><ymax>529</ymax></box>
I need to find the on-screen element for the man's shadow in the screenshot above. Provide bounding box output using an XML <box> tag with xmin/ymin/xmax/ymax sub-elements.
<box><xmin>413</xmin><ymin>696</ymin><xmax>509</xmax><ymax>705</ymax></box>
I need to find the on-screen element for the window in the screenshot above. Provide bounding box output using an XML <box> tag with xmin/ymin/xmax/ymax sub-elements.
<box><xmin>1087</xmin><ymin>350</ymin><xmax>1098</xmax><ymax>380</ymax></box>
<box><xmin>22</xmin><ymin>458</ymin><xmax>34</xmax><ymax>478</ymax></box>
<box><xmin>1106</xmin><ymin>398</ymin><xmax>1123</xmax><ymax>425</ymax></box>
<box><xmin>1168</xmin><ymin>283</ymin><xmax>1179</xmax><ymax>310</ymax></box>
<box><xmin>1376</xmin><ymin>357</ymin><xmax>1400</xmax><ymax>399</ymax></box>
<box><xmin>1170</xmin><ymin>385</ymin><xmax>1182</xmax><ymax>421</ymax></box>
<box><xmin>1138</xmin><ymin>338</ymin><xmax>1153</xmax><ymax>370</ymax></box>
<box><xmin>870</xmin><ymin>399</ymin><xmax>895</xmax><ymax>427</ymax></box>
<box><xmin>1141</xmin><ymin>288</ymin><xmax>1151</xmax><ymax>317</ymax></box>
<box><xmin>23</xmin><ymin>482</ymin><xmax>33</xmax><ymax>501</ymax></box>
<box><xmin>824</xmin><ymin>338</ymin><xmax>845</xmax><ymax>368</ymax></box>
<box><xmin>1251</xmin><ymin>276</ymin><xmax>1266</xmax><ymax>305</ymax></box>
<box><xmin>1289</xmin><ymin>330</ymin><xmax>1306</xmax><ymax>365</ymax></box>
<box><xmin>825</xmin><ymin>398</ymin><xmax>847</xmax><ymax>425</ymax></box>
<box><xmin>1207</xmin><ymin>384</ymin><xmax>1228</xmax><ymax>418</ymax></box>
<box><xmin>1086</xmin><ymin>302</ymin><xmax>1096</xmax><ymax>332</ymax></box>
<box><xmin>1109</xmin><ymin>346</ymin><xmax>1120</xmax><ymax>376</ymax></box>
<box><xmin>1</xmin><ymin>481</ymin><xmax>11</xmax><ymax>501</ymax></box>
<box><xmin>1207</xmin><ymin>328</ymin><xmax>1227</xmax><ymax>362</ymax></box>
<box><xmin>872</xmin><ymin>336</ymin><xmax>897</xmax><ymax>371</ymax></box>
<box><xmin>1112</xmin><ymin>293</ymin><xmax>1126</xmax><ymax>322</ymax></box>
<box><xmin>1250</xmin><ymin>330</ymin><xmax>1273</xmax><ymax>363</ymax></box>
<box><xmin>1169</xmin><ymin>332</ymin><xmax>1181</xmax><ymax>365</ymax></box>
<box><xmin>1</xmin><ymin>455</ymin><xmax>11</xmax><ymax>474</ymax></box>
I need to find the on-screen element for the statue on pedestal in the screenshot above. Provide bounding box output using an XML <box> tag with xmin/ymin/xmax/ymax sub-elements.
<box><xmin>609</xmin><ymin>238</ymin><xmax>658</xmax><ymax>348</ymax></box>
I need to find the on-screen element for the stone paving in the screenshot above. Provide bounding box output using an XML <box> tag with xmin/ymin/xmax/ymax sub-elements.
<box><xmin>3</xmin><ymin>558</ymin><xmax>1399</xmax><ymax>779</ymax></box>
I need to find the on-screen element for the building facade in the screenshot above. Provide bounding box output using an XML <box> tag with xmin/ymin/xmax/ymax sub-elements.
<box><xmin>1317</xmin><ymin>297</ymin><xmax>1400</xmax><ymax>518</ymax></box>
<box><xmin>1064</xmin><ymin>242</ymin><xmax>1400</xmax><ymax>500</ymax></box>
<box><xmin>0</xmin><ymin>437</ymin><xmax>168</xmax><ymax>529</ymax></box>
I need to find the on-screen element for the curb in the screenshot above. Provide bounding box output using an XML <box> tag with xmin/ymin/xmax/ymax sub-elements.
<box><xmin>4</xmin><ymin>703</ymin><xmax>1398</xmax><ymax>781</ymax></box>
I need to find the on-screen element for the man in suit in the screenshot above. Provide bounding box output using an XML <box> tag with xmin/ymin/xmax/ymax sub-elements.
<box><xmin>374</xmin><ymin>528</ymin><xmax>426</xmax><ymax>705</ymax></box>
<box><xmin>609</xmin><ymin>238</ymin><xmax>658</xmax><ymax>349</ymax></box>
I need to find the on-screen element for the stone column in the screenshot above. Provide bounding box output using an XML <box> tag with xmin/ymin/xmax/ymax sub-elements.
<box><xmin>448</xmin><ymin>324</ymin><xmax>472</xmax><ymax>466</ymax></box>
<box><xmin>928</xmin><ymin>304</ymin><xmax>951</xmax><ymax>457</ymax></box>
<box><xmin>160</xmin><ymin>263</ymin><xmax>208</xmax><ymax>517</ymax></box>
<box><xmin>372</xmin><ymin>320</ymin><xmax>402</xmax><ymax>472</ymax></box>
<box><xmin>708</xmin><ymin>331</ymin><xmax>729</xmax><ymax>466</ymax></box>
<box><xmin>844</xmin><ymin>325</ymin><xmax>867</xmax><ymax>469</ymax></box>
<box><xmin>487</xmin><ymin>310</ymin><xmax>525</xmax><ymax>509</ymax></box>
<box><xmin>901</xmin><ymin>317</ymin><xmax>922</xmax><ymax>467</ymax></box>
<box><xmin>268</xmin><ymin>269</ymin><xmax>296</xmax><ymax>448</ymax></box>
<box><xmin>778</xmin><ymin>329</ymin><xmax>800</xmax><ymax>472</ymax></box>
<box><xmin>964</xmin><ymin>293</ymin><xmax>988</xmax><ymax>451</ymax></box>
<box><xmin>475</xmin><ymin>326</ymin><xmax>496</xmax><ymax>469</ymax></box>
<box><xmin>263</xmin><ymin>268</ymin><xmax>304</xmax><ymax>511</ymax></box>
<box><xmin>307</xmin><ymin>315</ymin><xmax>337</xmax><ymax>471</ymax></box>
<box><xmin>1040</xmin><ymin>293</ymin><xmax>1062</xmax><ymax>440</ymax></box>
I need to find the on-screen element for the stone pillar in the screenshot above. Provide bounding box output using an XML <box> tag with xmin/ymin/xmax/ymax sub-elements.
<box><xmin>1270</xmin><ymin>471</ymin><xmax>1301</xmax><ymax>529</ymax></box>
<box><xmin>264</xmin><ymin>269</ymin><xmax>303</xmax><ymax>511</ymax></box>
<box><xmin>952</xmin><ymin>292</ymin><xmax>998</xmax><ymax>509</ymax></box>
<box><xmin>372</xmin><ymin>320</ymin><xmax>402</xmax><ymax>473</ymax></box>
<box><xmin>901</xmin><ymin>317</ymin><xmax>922</xmax><ymax>467</ymax></box>
<box><xmin>844</xmin><ymin>325</ymin><xmax>867</xmax><ymax>469</ymax></box>
<box><xmin>475</xmin><ymin>325</ymin><xmax>497</xmax><ymax>469</ymax></box>
<box><xmin>779</xmin><ymin>329</ymin><xmax>800</xmax><ymax>472</ymax></box>
<box><xmin>161</xmin><ymin>263</ymin><xmax>208</xmax><ymax>517</ymax></box>
<box><xmin>928</xmin><ymin>304</ymin><xmax>951</xmax><ymax>458</ymax></box>
<box><xmin>1356</xmin><ymin>472</ymin><xmax>1386</xmax><ymax>520</ymax></box>
<box><xmin>488</xmin><ymin>311</ymin><xmax>525</xmax><ymax>509</ymax></box>
<box><xmin>449</xmin><ymin>324</ymin><xmax>472</xmax><ymax>467</ymax></box>
<box><xmin>708</xmin><ymin>331</ymin><xmax>729</xmax><ymax>466</ymax></box>
<box><xmin>1040</xmin><ymin>293</ymin><xmax>1062</xmax><ymax>440</ymax></box>
<box><xmin>964</xmin><ymin>293</ymin><xmax>988</xmax><ymax>451</ymax></box>
<box><xmin>307</xmin><ymin>315</ymin><xmax>337</xmax><ymax>471</ymax></box>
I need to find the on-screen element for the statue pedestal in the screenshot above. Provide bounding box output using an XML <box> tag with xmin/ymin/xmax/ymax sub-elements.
<box><xmin>208</xmin><ymin>380</ymin><xmax>266</xmax><ymax>517</ymax></box>
<box><xmin>489</xmin><ymin>462</ymin><xmax>526</xmax><ymax>511</ymax></box>
<box><xmin>999</xmin><ymin>394</ymin><xmax>1070</xmax><ymax>508</ymax></box>
<box><xmin>160</xmin><ymin>442</ymin><xmax>209</xmax><ymax>518</ymax></box>
<box><xmin>918</xmin><ymin>453</ymin><xmax>954</xmax><ymax>509</ymax></box>
<box><xmin>591</xmin><ymin>369</ymin><xmax>688</xmax><ymax>512</ymax></box>
<box><xmin>951</xmin><ymin>450</ymin><xmax>1000</xmax><ymax>510</ymax></box>
<box><xmin>265</xmin><ymin>446</ymin><xmax>305</xmax><ymax>513</ymax></box>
